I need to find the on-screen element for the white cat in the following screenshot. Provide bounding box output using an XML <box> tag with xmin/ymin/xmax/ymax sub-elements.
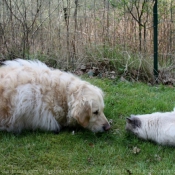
<box><xmin>126</xmin><ymin>109</ymin><xmax>175</xmax><ymax>146</ymax></box>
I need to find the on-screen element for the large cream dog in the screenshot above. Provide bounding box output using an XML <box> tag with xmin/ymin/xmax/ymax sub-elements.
<box><xmin>0</xmin><ymin>59</ymin><xmax>110</xmax><ymax>133</ymax></box>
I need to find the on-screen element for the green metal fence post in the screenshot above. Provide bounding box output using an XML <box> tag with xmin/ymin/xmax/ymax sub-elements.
<box><xmin>153</xmin><ymin>0</ymin><xmax>158</xmax><ymax>82</ymax></box>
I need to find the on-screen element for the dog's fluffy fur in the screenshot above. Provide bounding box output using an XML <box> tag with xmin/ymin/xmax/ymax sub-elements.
<box><xmin>126</xmin><ymin>109</ymin><xmax>175</xmax><ymax>146</ymax></box>
<box><xmin>0</xmin><ymin>59</ymin><xmax>110</xmax><ymax>133</ymax></box>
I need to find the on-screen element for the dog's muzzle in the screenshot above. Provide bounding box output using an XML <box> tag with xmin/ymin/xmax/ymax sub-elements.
<box><xmin>103</xmin><ymin>123</ymin><xmax>111</xmax><ymax>131</ymax></box>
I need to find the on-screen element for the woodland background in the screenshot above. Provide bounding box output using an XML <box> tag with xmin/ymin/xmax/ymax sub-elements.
<box><xmin>0</xmin><ymin>0</ymin><xmax>175</xmax><ymax>83</ymax></box>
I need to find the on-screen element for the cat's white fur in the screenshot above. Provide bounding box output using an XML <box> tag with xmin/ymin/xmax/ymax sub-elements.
<box><xmin>126</xmin><ymin>109</ymin><xmax>175</xmax><ymax>146</ymax></box>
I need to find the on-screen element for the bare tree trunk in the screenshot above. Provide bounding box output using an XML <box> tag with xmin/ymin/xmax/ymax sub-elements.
<box><xmin>64</xmin><ymin>0</ymin><xmax>70</xmax><ymax>68</ymax></box>
<box><xmin>139</xmin><ymin>24</ymin><xmax>142</xmax><ymax>52</ymax></box>
<box><xmin>102</xmin><ymin>0</ymin><xmax>106</xmax><ymax>57</ymax></box>
<box><xmin>72</xmin><ymin>0</ymin><xmax>78</xmax><ymax>68</ymax></box>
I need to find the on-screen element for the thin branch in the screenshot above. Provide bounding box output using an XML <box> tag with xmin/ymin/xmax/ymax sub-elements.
<box><xmin>32</xmin><ymin>1</ymin><xmax>61</xmax><ymax>36</ymax></box>
<box><xmin>4</xmin><ymin>0</ymin><xmax>23</xmax><ymax>25</ymax></box>
<box><xmin>28</xmin><ymin>4</ymin><xmax>42</xmax><ymax>32</ymax></box>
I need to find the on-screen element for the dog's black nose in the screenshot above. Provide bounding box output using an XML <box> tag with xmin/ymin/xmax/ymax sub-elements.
<box><xmin>103</xmin><ymin>123</ymin><xmax>111</xmax><ymax>131</ymax></box>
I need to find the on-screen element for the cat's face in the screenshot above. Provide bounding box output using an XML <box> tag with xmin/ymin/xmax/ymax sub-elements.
<box><xmin>126</xmin><ymin>115</ymin><xmax>142</xmax><ymax>137</ymax></box>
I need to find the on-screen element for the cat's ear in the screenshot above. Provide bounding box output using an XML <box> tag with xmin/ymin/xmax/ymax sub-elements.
<box><xmin>126</xmin><ymin>117</ymin><xmax>132</xmax><ymax>123</ymax></box>
<box><xmin>126</xmin><ymin>116</ymin><xmax>135</xmax><ymax>123</ymax></box>
<box><xmin>126</xmin><ymin>117</ymin><xmax>141</xmax><ymax>128</ymax></box>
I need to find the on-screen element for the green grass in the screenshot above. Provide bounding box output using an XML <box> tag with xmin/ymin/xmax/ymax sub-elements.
<box><xmin>1</xmin><ymin>79</ymin><xmax>175</xmax><ymax>175</ymax></box>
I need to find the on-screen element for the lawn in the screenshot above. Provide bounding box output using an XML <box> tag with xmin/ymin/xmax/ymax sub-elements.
<box><xmin>1</xmin><ymin>78</ymin><xmax>175</xmax><ymax>175</ymax></box>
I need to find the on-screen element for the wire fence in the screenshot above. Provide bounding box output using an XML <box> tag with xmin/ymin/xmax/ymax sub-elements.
<box><xmin>0</xmin><ymin>0</ymin><xmax>175</xmax><ymax>72</ymax></box>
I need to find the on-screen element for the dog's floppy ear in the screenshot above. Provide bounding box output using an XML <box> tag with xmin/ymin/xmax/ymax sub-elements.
<box><xmin>72</xmin><ymin>100</ymin><xmax>91</xmax><ymax>128</ymax></box>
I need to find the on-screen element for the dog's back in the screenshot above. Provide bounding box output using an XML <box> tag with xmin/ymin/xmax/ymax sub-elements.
<box><xmin>0</xmin><ymin>59</ymin><xmax>63</xmax><ymax>133</ymax></box>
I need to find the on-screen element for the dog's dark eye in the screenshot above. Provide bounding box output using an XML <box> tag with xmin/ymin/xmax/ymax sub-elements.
<box><xmin>93</xmin><ymin>110</ymin><xmax>99</xmax><ymax>115</ymax></box>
